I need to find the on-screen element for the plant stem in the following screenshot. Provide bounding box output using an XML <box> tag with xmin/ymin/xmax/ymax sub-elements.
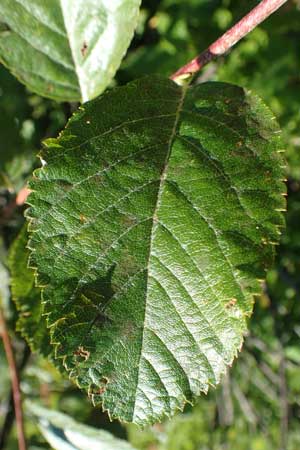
<box><xmin>171</xmin><ymin>0</ymin><xmax>288</xmax><ymax>82</ymax></box>
<box><xmin>0</xmin><ymin>344</ymin><xmax>30</xmax><ymax>450</ymax></box>
<box><xmin>0</xmin><ymin>309</ymin><xmax>27</xmax><ymax>450</ymax></box>
<box><xmin>279</xmin><ymin>350</ymin><xmax>288</xmax><ymax>450</ymax></box>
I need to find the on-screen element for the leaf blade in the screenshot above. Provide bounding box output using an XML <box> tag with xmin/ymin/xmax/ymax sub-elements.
<box><xmin>26</xmin><ymin>402</ymin><xmax>137</xmax><ymax>450</ymax></box>
<box><xmin>0</xmin><ymin>0</ymin><xmax>141</xmax><ymax>101</ymax></box>
<box><xmin>27</xmin><ymin>75</ymin><xmax>286</xmax><ymax>425</ymax></box>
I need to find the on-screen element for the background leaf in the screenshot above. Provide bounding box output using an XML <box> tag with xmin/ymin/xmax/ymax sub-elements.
<box><xmin>0</xmin><ymin>65</ymin><xmax>69</xmax><ymax>199</ymax></box>
<box><xmin>8</xmin><ymin>224</ymin><xmax>51</xmax><ymax>356</ymax></box>
<box><xmin>0</xmin><ymin>65</ymin><xmax>35</xmax><ymax>192</ymax></box>
<box><xmin>0</xmin><ymin>0</ymin><xmax>141</xmax><ymax>102</ymax></box>
<box><xmin>26</xmin><ymin>402</ymin><xmax>137</xmax><ymax>450</ymax></box>
<box><xmin>27</xmin><ymin>75</ymin><xmax>285</xmax><ymax>425</ymax></box>
<box><xmin>0</xmin><ymin>239</ymin><xmax>9</xmax><ymax>311</ymax></box>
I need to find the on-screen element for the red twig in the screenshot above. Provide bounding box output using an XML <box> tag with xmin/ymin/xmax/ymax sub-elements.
<box><xmin>0</xmin><ymin>309</ymin><xmax>27</xmax><ymax>450</ymax></box>
<box><xmin>171</xmin><ymin>0</ymin><xmax>289</xmax><ymax>81</ymax></box>
<box><xmin>16</xmin><ymin>188</ymin><xmax>31</xmax><ymax>207</ymax></box>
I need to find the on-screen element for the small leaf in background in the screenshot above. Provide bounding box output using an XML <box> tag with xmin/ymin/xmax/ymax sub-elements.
<box><xmin>0</xmin><ymin>238</ymin><xmax>10</xmax><ymax>314</ymax></box>
<box><xmin>27</xmin><ymin>75</ymin><xmax>285</xmax><ymax>425</ymax></box>
<box><xmin>26</xmin><ymin>402</ymin><xmax>137</xmax><ymax>450</ymax></box>
<box><xmin>0</xmin><ymin>0</ymin><xmax>141</xmax><ymax>102</ymax></box>
<box><xmin>0</xmin><ymin>261</ymin><xmax>9</xmax><ymax>307</ymax></box>
<box><xmin>8</xmin><ymin>224</ymin><xmax>51</xmax><ymax>356</ymax></box>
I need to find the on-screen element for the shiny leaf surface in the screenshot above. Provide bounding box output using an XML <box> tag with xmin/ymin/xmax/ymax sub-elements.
<box><xmin>27</xmin><ymin>75</ymin><xmax>285</xmax><ymax>425</ymax></box>
<box><xmin>26</xmin><ymin>402</ymin><xmax>136</xmax><ymax>450</ymax></box>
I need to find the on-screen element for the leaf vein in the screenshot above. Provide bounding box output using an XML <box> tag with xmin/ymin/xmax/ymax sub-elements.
<box><xmin>149</xmin><ymin>273</ymin><xmax>218</xmax><ymax>382</ymax></box>
<box><xmin>167</xmin><ymin>180</ymin><xmax>247</xmax><ymax>306</ymax></box>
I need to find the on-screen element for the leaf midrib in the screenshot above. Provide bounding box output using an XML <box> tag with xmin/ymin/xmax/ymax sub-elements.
<box><xmin>132</xmin><ymin>83</ymin><xmax>189</xmax><ymax>421</ymax></box>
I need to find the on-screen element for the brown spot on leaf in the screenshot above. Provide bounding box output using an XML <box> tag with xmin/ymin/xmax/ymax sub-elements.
<box><xmin>89</xmin><ymin>378</ymin><xmax>108</xmax><ymax>396</ymax></box>
<box><xmin>121</xmin><ymin>320</ymin><xmax>135</xmax><ymax>340</ymax></box>
<box><xmin>121</xmin><ymin>214</ymin><xmax>137</xmax><ymax>227</ymax></box>
<box><xmin>89</xmin><ymin>386</ymin><xmax>106</xmax><ymax>396</ymax></box>
<box><xmin>93</xmin><ymin>174</ymin><xmax>104</xmax><ymax>184</ymax></box>
<box><xmin>225</xmin><ymin>298</ymin><xmax>237</xmax><ymax>309</ymax></box>
<box><xmin>79</xmin><ymin>214</ymin><xmax>87</xmax><ymax>223</ymax></box>
<box><xmin>81</xmin><ymin>41</ymin><xmax>88</xmax><ymax>57</ymax></box>
<box><xmin>74</xmin><ymin>346</ymin><xmax>90</xmax><ymax>361</ymax></box>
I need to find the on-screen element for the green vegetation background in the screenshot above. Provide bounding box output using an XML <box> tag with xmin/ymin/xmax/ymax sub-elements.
<box><xmin>0</xmin><ymin>0</ymin><xmax>299</xmax><ymax>449</ymax></box>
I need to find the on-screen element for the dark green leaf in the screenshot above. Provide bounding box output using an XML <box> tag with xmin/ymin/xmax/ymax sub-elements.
<box><xmin>27</xmin><ymin>75</ymin><xmax>286</xmax><ymax>425</ymax></box>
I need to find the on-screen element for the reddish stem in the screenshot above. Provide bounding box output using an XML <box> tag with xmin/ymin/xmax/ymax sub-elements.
<box><xmin>0</xmin><ymin>309</ymin><xmax>27</xmax><ymax>450</ymax></box>
<box><xmin>171</xmin><ymin>0</ymin><xmax>288</xmax><ymax>81</ymax></box>
<box><xmin>16</xmin><ymin>188</ymin><xmax>31</xmax><ymax>207</ymax></box>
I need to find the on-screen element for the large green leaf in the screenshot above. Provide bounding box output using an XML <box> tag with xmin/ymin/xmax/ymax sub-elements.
<box><xmin>26</xmin><ymin>402</ymin><xmax>136</xmax><ymax>450</ymax></box>
<box><xmin>8</xmin><ymin>225</ymin><xmax>51</xmax><ymax>356</ymax></box>
<box><xmin>0</xmin><ymin>0</ymin><xmax>141</xmax><ymax>102</ymax></box>
<box><xmin>27</xmin><ymin>75</ymin><xmax>286</xmax><ymax>425</ymax></box>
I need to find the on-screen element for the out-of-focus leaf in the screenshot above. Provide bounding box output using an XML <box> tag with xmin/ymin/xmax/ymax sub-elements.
<box><xmin>285</xmin><ymin>346</ymin><xmax>300</xmax><ymax>364</ymax></box>
<box><xmin>121</xmin><ymin>0</ymin><xmax>219</xmax><ymax>79</ymax></box>
<box><xmin>0</xmin><ymin>238</ymin><xmax>10</xmax><ymax>313</ymax></box>
<box><xmin>216</xmin><ymin>3</ymin><xmax>300</xmax><ymax>181</ymax></box>
<box><xmin>0</xmin><ymin>0</ymin><xmax>142</xmax><ymax>102</ymax></box>
<box><xmin>8</xmin><ymin>224</ymin><xmax>51</xmax><ymax>356</ymax></box>
<box><xmin>0</xmin><ymin>342</ymin><xmax>10</xmax><ymax>430</ymax></box>
<box><xmin>26</xmin><ymin>402</ymin><xmax>137</xmax><ymax>450</ymax></box>
<box><xmin>0</xmin><ymin>66</ymin><xmax>35</xmax><ymax>192</ymax></box>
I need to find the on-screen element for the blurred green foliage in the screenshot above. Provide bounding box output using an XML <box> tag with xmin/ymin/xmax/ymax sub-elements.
<box><xmin>0</xmin><ymin>0</ymin><xmax>299</xmax><ymax>449</ymax></box>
